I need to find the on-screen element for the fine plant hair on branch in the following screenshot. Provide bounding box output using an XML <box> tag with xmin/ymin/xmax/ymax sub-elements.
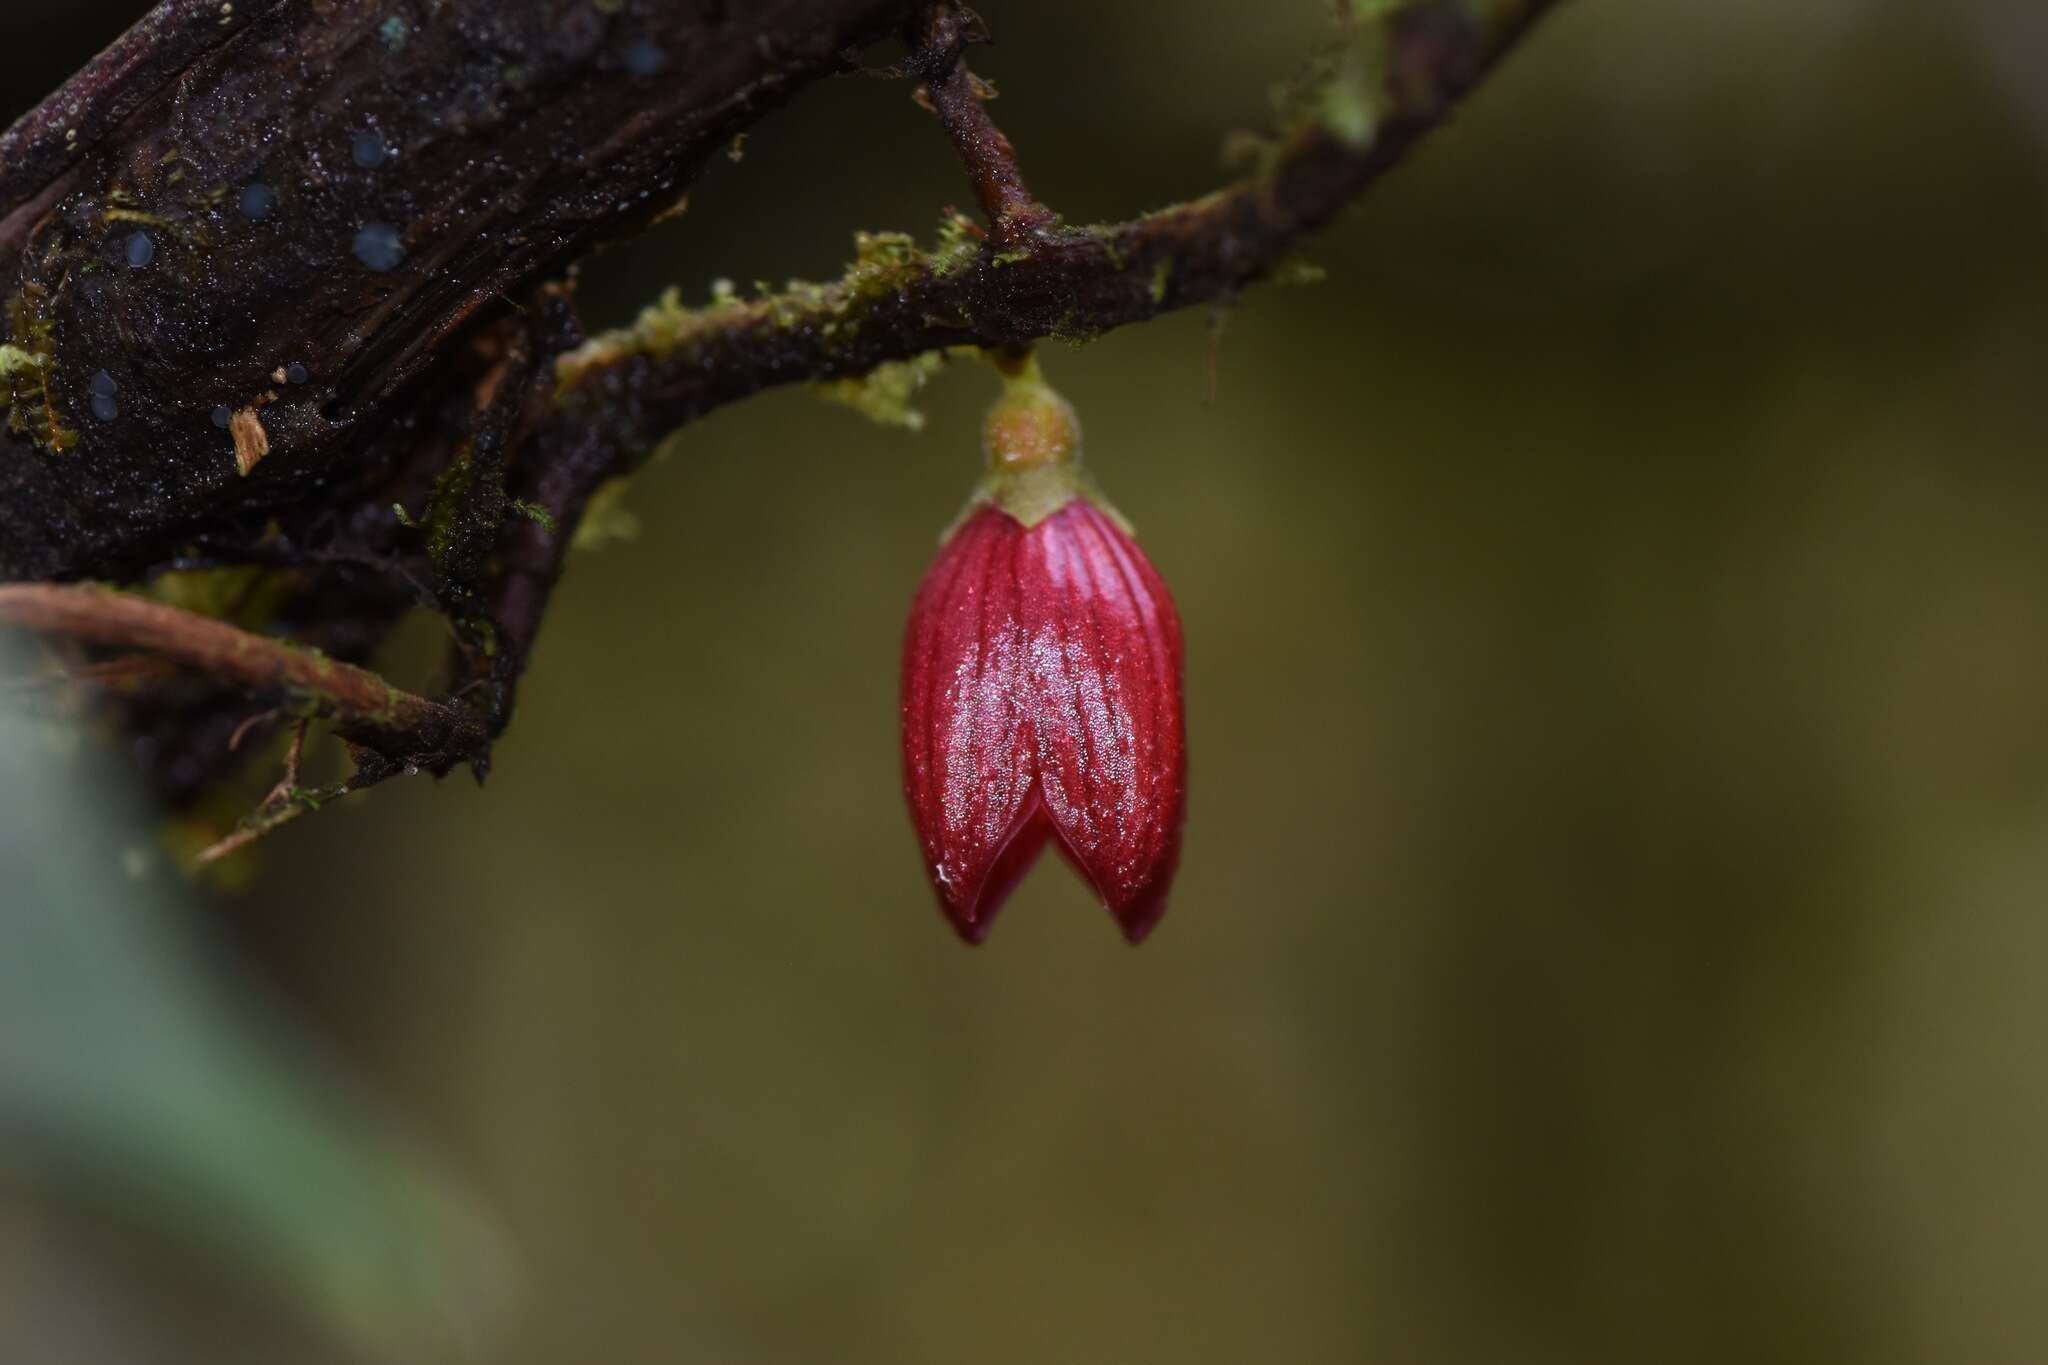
<box><xmin>0</xmin><ymin>0</ymin><xmax>1563</xmax><ymax>857</ymax></box>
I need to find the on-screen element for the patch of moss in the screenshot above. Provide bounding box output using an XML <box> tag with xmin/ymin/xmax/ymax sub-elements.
<box><xmin>931</xmin><ymin>213</ymin><xmax>984</xmax><ymax>276</ymax></box>
<box><xmin>1271</xmin><ymin>0</ymin><xmax>1450</xmax><ymax>150</ymax></box>
<box><xmin>1</xmin><ymin>287</ymin><xmax>76</xmax><ymax>453</ymax></box>
<box><xmin>554</xmin><ymin>219</ymin><xmax>985</xmax><ymax>395</ymax></box>
<box><xmin>810</xmin><ymin>352</ymin><xmax>947</xmax><ymax>431</ymax></box>
<box><xmin>508</xmin><ymin>499</ymin><xmax>556</xmax><ymax>532</ymax></box>
<box><xmin>419</xmin><ymin>442</ymin><xmax>484</xmax><ymax>576</ymax></box>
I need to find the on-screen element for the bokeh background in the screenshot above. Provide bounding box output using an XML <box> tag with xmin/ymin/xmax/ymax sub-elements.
<box><xmin>7</xmin><ymin>0</ymin><xmax>2048</xmax><ymax>1361</ymax></box>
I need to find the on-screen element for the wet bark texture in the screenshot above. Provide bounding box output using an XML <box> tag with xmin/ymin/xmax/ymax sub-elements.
<box><xmin>0</xmin><ymin>0</ymin><xmax>912</xmax><ymax>582</ymax></box>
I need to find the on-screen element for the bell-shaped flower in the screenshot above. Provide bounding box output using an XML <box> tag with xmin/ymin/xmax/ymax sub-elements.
<box><xmin>901</xmin><ymin>358</ymin><xmax>1186</xmax><ymax>943</ymax></box>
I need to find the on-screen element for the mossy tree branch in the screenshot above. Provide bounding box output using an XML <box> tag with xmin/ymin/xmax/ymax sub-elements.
<box><xmin>0</xmin><ymin>0</ymin><xmax>1564</xmax><ymax>857</ymax></box>
<box><xmin>553</xmin><ymin>0</ymin><xmax>1561</xmax><ymax>461</ymax></box>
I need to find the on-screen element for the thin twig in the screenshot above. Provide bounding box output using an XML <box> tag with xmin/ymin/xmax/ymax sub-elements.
<box><xmin>196</xmin><ymin>802</ymin><xmax>311</xmax><ymax>866</ymax></box>
<box><xmin>910</xmin><ymin>2</ymin><xmax>1054</xmax><ymax>248</ymax></box>
<box><xmin>0</xmin><ymin>583</ymin><xmax>483</xmax><ymax>769</ymax></box>
<box><xmin>227</xmin><ymin>708</ymin><xmax>282</xmax><ymax>752</ymax></box>
<box><xmin>197</xmin><ymin>716</ymin><xmax>317</xmax><ymax>864</ymax></box>
<box><xmin>274</xmin><ymin>717</ymin><xmax>308</xmax><ymax>796</ymax></box>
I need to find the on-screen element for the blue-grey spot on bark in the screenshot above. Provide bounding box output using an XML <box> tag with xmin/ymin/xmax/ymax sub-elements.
<box><xmin>89</xmin><ymin>373</ymin><xmax>118</xmax><ymax>422</ymax></box>
<box><xmin>212</xmin><ymin>404</ymin><xmax>233</xmax><ymax>429</ymax></box>
<box><xmin>353</xmin><ymin>223</ymin><xmax>405</xmax><ymax>272</ymax></box>
<box><xmin>286</xmin><ymin>363</ymin><xmax>309</xmax><ymax>385</ymax></box>
<box><xmin>240</xmin><ymin>182</ymin><xmax>276</xmax><ymax>220</ymax></box>
<box><xmin>624</xmin><ymin>39</ymin><xmax>666</xmax><ymax>78</ymax></box>
<box><xmin>352</xmin><ymin>130</ymin><xmax>390</xmax><ymax>169</ymax></box>
<box><xmin>125</xmin><ymin>231</ymin><xmax>155</xmax><ymax>268</ymax></box>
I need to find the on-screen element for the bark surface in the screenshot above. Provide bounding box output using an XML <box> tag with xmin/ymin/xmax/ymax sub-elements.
<box><xmin>0</xmin><ymin>0</ymin><xmax>912</xmax><ymax>581</ymax></box>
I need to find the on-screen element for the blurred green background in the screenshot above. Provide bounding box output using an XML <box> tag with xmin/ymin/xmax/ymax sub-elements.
<box><xmin>8</xmin><ymin>0</ymin><xmax>2048</xmax><ymax>1361</ymax></box>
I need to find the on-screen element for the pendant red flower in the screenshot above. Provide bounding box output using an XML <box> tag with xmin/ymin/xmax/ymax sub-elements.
<box><xmin>900</xmin><ymin>360</ymin><xmax>1186</xmax><ymax>944</ymax></box>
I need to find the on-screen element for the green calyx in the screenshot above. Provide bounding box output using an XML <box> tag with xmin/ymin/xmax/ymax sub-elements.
<box><xmin>950</xmin><ymin>353</ymin><xmax>1131</xmax><ymax>534</ymax></box>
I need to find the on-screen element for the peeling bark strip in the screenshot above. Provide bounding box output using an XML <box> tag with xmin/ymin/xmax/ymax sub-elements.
<box><xmin>0</xmin><ymin>0</ymin><xmax>918</xmax><ymax>582</ymax></box>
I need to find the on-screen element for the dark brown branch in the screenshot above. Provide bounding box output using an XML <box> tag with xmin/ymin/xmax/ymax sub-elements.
<box><xmin>489</xmin><ymin>423</ymin><xmax>609</xmax><ymax>730</ymax></box>
<box><xmin>909</xmin><ymin>3</ymin><xmax>1054</xmax><ymax>249</ymax></box>
<box><xmin>0</xmin><ymin>582</ymin><xmax>482</xmax><ymax>768</ymax></box>
<box><xmin>556</xmin><ymin>0</ymin><xmax>1561</xmax><ymax>464</ymax></box>
<box><xmin>459</xmin><ymin>286</ymin><xmax>584</xmax><ymax>748</ymax></box>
